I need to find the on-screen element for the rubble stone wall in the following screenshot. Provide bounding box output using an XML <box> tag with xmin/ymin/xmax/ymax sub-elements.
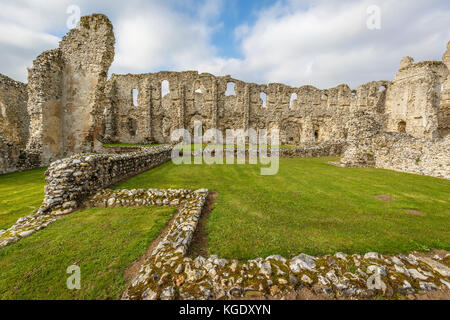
<box><xmin>439</xmin><ymin>42</ymin><xmax>450</xmax><ymax>137</ymax></box>
<box><xmin>40</xmin><ymin>145</ymin><xmax>172</xmax><ymax>215</ymax></box>
<box><xmin>103</xmin><ymin>71</ymin><xmax>389</xmax><ymax>146</ymax></box>
<box><xmin>0</xmin><ymin>74</ymin><xmax>29</xmax><ymax>147</ymax></box>
<box><xmin>26</xmin><ymin>14</ymin><xmax>115</xmax><ymax>165</ymax></box>
<box><xmin>341</xmin><ymin>111</ymin><xmax>450</xmax><ymax>179</ymax></box>
<box><xmin>385</xmin><ymin>57</ymin><xmax>448</xmax><ymax>139</ymax></box>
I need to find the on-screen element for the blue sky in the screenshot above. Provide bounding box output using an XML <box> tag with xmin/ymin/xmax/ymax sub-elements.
<box><xmin>0</xmin><ymin>0</ymin><xmax>449</xmax><ymax>88</ymax></box>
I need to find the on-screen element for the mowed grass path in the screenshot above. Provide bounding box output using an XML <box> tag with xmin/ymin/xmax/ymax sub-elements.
<box><xmin>0</xmin><ymin>206</ymin><xmax>174</xmax><ymax>299</ymax></box>
<box><xmin>114</xmin><ymin>157</ymin><xmax>450</xmax><ymax>260</ymax></box>
<box><xmin>0</xmin><ymin>168</ymin><xmax>46</xmax><ymax>230</ymax></box>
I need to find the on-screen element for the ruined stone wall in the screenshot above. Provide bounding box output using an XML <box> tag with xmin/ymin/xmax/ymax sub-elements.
<box><xmin>103</xmin><ymin>71</ymin><xmax>389</xmax><ymax>146</ymax></box>
<box><xmin>438</xmin><ymin>42</ymin><xmax>450</xmax><ymax>137</ymax></box>
<box><xmin>0</xmin><ymin>137</ymin><xmax>22</xmax><ymax>174</ymax></box>
<box><xmin>341</xmin><ymin>111</ymin><xmax>449</xmax><ymax>179</ymax></box>
<box><xmin>0</xmin><ymin>74</ymin><xmax>30</xmax><ymax>173</ymax></box>
<box><xmin>385</xmin><ymin>57</ymin><xmax>448</xmax><ymax>139</ymax></box>
<box><xmin>26</xmin><ymin>14</ymin><xmax>115</xmax><ymax>165</ymax></box>
<box><xmin>26</xmin><ymin>49</ymin><xmax>64</xmax><ymax>164</ymax></box>
<box><xmin>0</xmin><ymin>74</ymin><xmax>29</xmax><ymax>147</ymax></box>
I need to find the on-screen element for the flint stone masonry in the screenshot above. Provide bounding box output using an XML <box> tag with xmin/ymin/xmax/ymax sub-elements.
<box><xmin>181</xmin><ymin>142</ymin><xmax>344</xmax><ymax>158</ymax></box>
<box><xmin>0</xmin><ymin>74</ymin><xmax>29</xmax><ymax>147</ymax></box>
<box><xmin>103</xmin><ymin>72</ymin><xmax>389</xmax><ymax>146</ymax></box>
<box><xmin>0</xmin><ymin>74</ymin><xmax>33</xmax><ymax>173</ymax></box>
<box><xmin>385</xmin><ymin>58</ymin><xmax>449</xmax><ymax>139</ymax></box>
<box><xmin>39</xmin><ymin>145</ymin><xmax>172</xmax><ymax>215</ymax></box>
<box><xmin>341</xmin><ymin>111</ymin><xmax>450</xmax><ymax>179</ymax></box>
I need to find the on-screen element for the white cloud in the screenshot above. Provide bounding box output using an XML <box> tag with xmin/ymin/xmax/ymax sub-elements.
<box><xmin>0</xmin><ymin>0</ymin><xmax>449</xmax><ymax>88</ymax></box>
<box><xmin>111</xmin><ymin>2</ymin><xmax>218</xmax><ymax>75</ymax></box>
<box><xmin>224</xmin><ymin>0</ymin><xmax>450</xmax><ymax>88</ymax></box>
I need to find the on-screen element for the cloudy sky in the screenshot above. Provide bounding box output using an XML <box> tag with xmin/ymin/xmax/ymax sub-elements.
<box><xmin>0</xmin><ymin>0</ymin><xmax>449</xmax><ymax>89</ymax></box>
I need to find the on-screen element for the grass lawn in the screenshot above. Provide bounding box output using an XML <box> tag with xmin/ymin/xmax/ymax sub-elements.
<box><xmin>0</xmin><ymin>206</ymin><xmax>174</xmax><ymax>300</ymax></box>
<box><xmin>0</xmin><ymin>168</ymin><xmax>47</xmax><ymax>230</ymax></box>
<box><xmin>113</xmin><ymin>157</ymin><xmax>450</xmax><ymax>260</ymax></box>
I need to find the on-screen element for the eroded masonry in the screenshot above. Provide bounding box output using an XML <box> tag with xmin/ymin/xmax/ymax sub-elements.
<box><xmin>0</xmin><ymin>14</ymin><xmax>449</xmax><ymax>178</ymax></box>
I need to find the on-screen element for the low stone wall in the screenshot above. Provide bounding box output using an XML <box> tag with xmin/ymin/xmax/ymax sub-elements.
<box><xmin>40</xmin><ymin>145</ymin><xmax>173</xmax><ymax>215</ymax></box>
<box><xmin>341</xmin><ymin>111</ymin><xmax>450</xmax><ymax>179</ymax></box>
<box><xmin>280</xmin><ymin>142</ymin><xmax>344</xmax><ymax>158</ymax></box>
<box><xmin>180</xmin><ymin>142</ymin><xmax>344</xmax><ymax>158</ymax></box>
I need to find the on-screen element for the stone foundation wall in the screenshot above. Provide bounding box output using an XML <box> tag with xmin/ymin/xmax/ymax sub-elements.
<box><xmin>40</xmin><ymin>145</ymin><xmax>172</xmax><ymax>215</ymax></box>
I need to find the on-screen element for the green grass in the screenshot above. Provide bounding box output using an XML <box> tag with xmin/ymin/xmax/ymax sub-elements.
<box><xmin>113</xmin><ymin>157</ymin><xmax>450</xmax><ymax>260</ymax></box>
<box><xmin>0</xmin><ymin>168</ymin><xmax>46</xmax><ymax>230</ymax></box>
<box><xmin>0</xmin><ymin>206</ymin><xmax>174</xmax><ymax>300</ymax></box>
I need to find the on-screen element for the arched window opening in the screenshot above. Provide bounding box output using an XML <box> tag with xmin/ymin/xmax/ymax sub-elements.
<box><xmin>195</xmin><ymin>88</ymin><xmax>202</xmax><ymax>94</ymax></box>
<box><xmin>132</xmin><ymin>88</ymin><xmax>139</xmax><ymax>107</ymax></box>
<box><xmin>161</xmin><ymin>80</ymin><xmax>170</xmax><ymax>98</ymax></box>
<box><xmin>398</xmin><ymin>121</ymin><xmax>406</xmax><ymax>133</ymax></box>
<box><xmin>260</xmin><ymin>92</ymin><xmax>267</xmax><ymax>108</ymax></box>
<box><xmin>289</xmin><ymin>93</ymin><xmax>298</xmax><ymax>109</ymax></box>
<box><xmin>225</xmin><ymin>82</ymin><xmax>236</xmax><ymax>96</ymax></box>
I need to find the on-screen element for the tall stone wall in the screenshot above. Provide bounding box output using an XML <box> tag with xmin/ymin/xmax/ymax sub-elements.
<box><xmin>26</xmin><ymin>14</ymin><xmax>115</xmax><ymax>165</ymax></box>
<box><xmin>0</xmin><ymin>74</ymin><xmax>29</xmax><ymax>147</ymax></box>
<box><xmin>26</xmin><ymin>49</ymin><xmax>64</xmax><ymax>164</ymax></box>
<box><xmin>103</xmin><ymin>71</ymin><xmax>389</xmax><ymax>145</ymax></box>
<box><xmin>0</xmin><ymin>74</ymin><xmax>32</xmax><ymax>173</ymax></box>
<box><xmin>385</xmin><ymin>57</ymin><xmax>448</xmax><ymax>139</ymax></box>
<box><xmin>439</xmin><ymin>42</ymin><xmax>450</xmax><ymax>137</ymax></box>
